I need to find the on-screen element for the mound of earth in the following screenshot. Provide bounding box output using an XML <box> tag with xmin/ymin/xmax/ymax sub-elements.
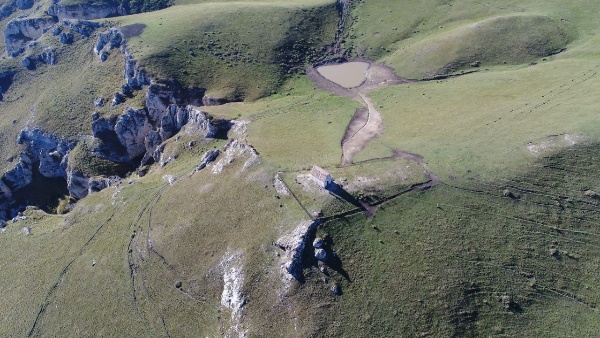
<box><xmin>387</xmin><ymin>15</ymin><xmax>575</xmax><ymax>79</ymax></box>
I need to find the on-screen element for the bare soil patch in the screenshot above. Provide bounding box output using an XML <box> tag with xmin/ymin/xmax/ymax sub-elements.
<box><xmin>308</xmin><ymin>61</ymin><xmax>411</xmax><ymax>165</ymax></box>
<box><xmin>340</xmin><ymin>93</ymin><xmax>382</xmax><ymax>166</ymax></box>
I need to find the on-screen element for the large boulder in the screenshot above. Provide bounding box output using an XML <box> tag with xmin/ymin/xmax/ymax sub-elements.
<box><xmin>14</xmin><ymin>0</ymin><xmax>34</xmax><ymax>10</ymax></box>
<box><xmin>124</xmin><ymin>52</ymin><xmax>150</xmax><ymax>89</ymax></box>
<box><xmin>66</xmin><ymin>169</ymin><xmax>88</xmax><ymax>199</ymax></box>
<box><xmin>182</xmin><ymin>108</ymin><xmax>218</xmax><ymax>138</ymax></box>
<box><xmin>114</xmin><ymin>107</ymin><xmax>152</xmax><ymax>159</ymax></box>
<box><xmin>39</xmin><ymin>150</ymin><xmax>66</xmax><ymax>179</ymax></box>
<box><xmin>94</xmin><ymin>28</ymin><xmax>123</xmax><ymax>57</ymax></box>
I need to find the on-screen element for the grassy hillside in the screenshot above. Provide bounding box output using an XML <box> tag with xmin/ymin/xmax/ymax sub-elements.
<box><xmin>1</xmin><ymin>0</ymin><xmax>600</xmax><ymax>337</ymax></box>
<box><xmin>303</xmin><ymin>143</ymin><xmax>600</xmax><ymax>337</ymax></box>
<box><xmin>117</xmin><ymin>0</ymin><xmax>339</xmax><ymax>101</ymax></box>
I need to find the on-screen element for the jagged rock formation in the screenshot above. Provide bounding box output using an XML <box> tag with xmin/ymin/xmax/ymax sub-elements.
<box><xmin>66</xmin><ymin>169</ymin><xmax>88</xmax><ymax>199</ymax></box>
<box><xmin>61</xmin><ymin>19</ymin><xmax>100</xmax><ymax>37</ymax></box>
<box><xmin>0</xmin><ymin>24</ymin><xmax>229</xmax><ymax>219</ymax></box>
<box><xmin>114</xmin><ymin>107</ymin><xmax>153</xmax><ymax>159</ymax></box>
<box><xmin>48</xmin><ymin>0</ymin><xmax>125</xmax><ymax>20</ymax></box>
<box><xmin>0</xmin><ymin>0</ymin><xmax>34</xmax><ymax>21</ymax></box>
<box><xmin>124</xmin><ymin>51</ymin><xmax>150</xmax><ymax>88</ymax></box>
<box><xmin>196</xmin><ymin>149</ymin><xmax>219</xmax><ymax>171</ymax></box>
<box><xmin>4</xmin><ymin>17</ymin><xmax>56</xmax><ymax>57</ymax></box>
<box><xmin>0</xmin><ymin>180</ymin><xmax>12</xmax><ymax>221</ymax></box>
<box><xmin>274</xmin><ymin>219</ymin><xmax>322</xmax><ymax>279</ymax></box>
<box><xmin>18</xmin><ymin>128</ymin><xmax>74</xmax><ymax>178</ymax></box>
<box><xmin>2</xmin><ymin>153</ymin><xmax>33</xmax><ymax>190</ymax></box>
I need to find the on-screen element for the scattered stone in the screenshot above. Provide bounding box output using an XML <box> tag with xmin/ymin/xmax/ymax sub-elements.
<box><xmin>52</xmin><ymin>27</ymin><xmax>62</xmax><ymax>36</ymax></box>
<box><xmin>584</xmin><ymin>190</ymin><xmax>598</xmax><ymax>198</ymax></box>
<box><xmin>22</xmin><ymin>226</ymin><xmax>31</xmax><ymax>235</ymax></box>
<box><xmin>94</xmin><ymin>97</ymin><xmax>104</xmax><ymax>107</ymax></box>
<box><xmin>502</xmin><ymin>189</ymin><xmax>515</xmax><ymax>198</ymax></box>
<box><xmin>0</xmin><ymin>219</ymin><xmax>6</xmax><ymax>228</ymax></box>
<box><xmin>313</xmin><ymin>237</ymin><xmax>324</xmax><ymax>249</ymax></box>
<box><xmin>550</xmin><ymin>248</ymin><xmax>560</xmax><ymax>258</ymax></box>
<box><xmin>92</xmin><ymin>260</ymin><xmax>96</xmax><ymax>266</ymax></box>
<box><xmin>175</xmin><ymin>280</ymin><xmax>182</xmax><ymax>288</ymax></box>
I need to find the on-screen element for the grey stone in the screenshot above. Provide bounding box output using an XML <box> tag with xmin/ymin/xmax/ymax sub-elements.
<box><xmin>59</xmin><ymin>32</ymin><xmax>73</xmax><ymax>44</ymax></box>
<box><xmin>15</xmin><ymin>0</ymin><xmax>34</xmax><ymax>10</ymax></box>
<box><xmin>94</xmin><ymin>28</ymin><xmax>123</xmax><ymax>56</ymax></box>
<box><xmin>94</xmin><ymin>97</ymin><xmax>104</xmax><ymax>107</ymax></box>
<box><xmin>111</xmin><ymin>92</ymin><xmax>125</xmax><ymax>106</ymax></box>
<box><xmin>114</xmin><ymin>107</ymin><xmax>152</xmax><ymax>159</ymax></box>
<box><xmin>67</xmin><ymin>169</ymin><xmax>89</xmax><ymax>199</ymax></box>
<box><xmin>3</xmin><ymin>153</ymin><xmax>32</xmax><ymax>190</ymax></box>
<box><xmin>196</xmin><ymin>150</ymin><xmax>219</xmax><ymax>171</ymax></box>
<box><xmin>313</xmin><ymin>237</ymin><xmax>324</xmax><ymax>249</ymax></box>
<box><xmin>48</xmin><ymin>3</ymin><xmax>123</xmax><ymax>20</ymax></box>
<box><xmin>315</xmin><ymin>248</ymin><xmax>327</xmax><ymax>261</ymax></box>
<box><xmin>39</xmin><ymin>150</ymin><xmax>65</xmax><ymax>179</ymax></box>
<box><xmin>4</xmin><ymin>17</ymin><xmax>55</xmax><ymax>57</ymax></box>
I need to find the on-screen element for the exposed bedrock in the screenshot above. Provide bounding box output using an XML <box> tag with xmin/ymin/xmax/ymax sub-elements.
<box><xmin>114</xmin><ymin>106</ymin><xmax>153</xmax><ymax>159</ymax></box>
<box><xmin>48</xmin><ymin>1</ymin><xmax>126</xmax><ymax>20</ymax></box>
<box><xmin>4</xmin><ymin>17</ymin><xmax>56</xmax><ymax>57</ymax></box>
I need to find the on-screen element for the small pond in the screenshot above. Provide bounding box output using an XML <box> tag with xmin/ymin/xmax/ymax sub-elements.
<box><xmin>316</xmin><ymin>62</ymin><xmax>370</xmax><ymax>88</ymax></box>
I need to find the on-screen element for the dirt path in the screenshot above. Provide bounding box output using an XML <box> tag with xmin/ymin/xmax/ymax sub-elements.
<box><xmin>341</xmin><ymin>93</ymin><xmax>383</xmax><ymax>166</ymax></box>
<box><xmin>308</xmin><ymin>62</ymin><xmax>411</xmax><ymax>165</ymax></box>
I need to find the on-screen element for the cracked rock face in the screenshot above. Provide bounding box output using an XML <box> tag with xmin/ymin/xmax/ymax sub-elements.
<box><xmin>94</xmin><ymin>28</ymin><xmax>123</xmax><ymax>58</ymax></box>
<box><xmin>66</xmin><ymin>169</ymin><xmax>89</xmax><ymax>200</ymax></box>
<box><xmin>3</xmin><ymin>153</ymin><xmax>33</xmax><ymax>190</ymax></box>
<box><xmin>4</xmin><ymin>17</ymin><xmax>56</xmax><ymax>57</ymax></box>
<box><xmin>39</xmin><ymin>150</ymin><xmax>67</xmax><ymax>179</ymax></box>
<box><xmin>48</xmin><ymin>2</ymin><xmax>124</xmax><ymax>20</ymax></box>
<box><xmin>114</xmin><ymin>107</ymin><xmax>152</xmax><ymax>159</ymax></box>
<box><xmin>0</xmin><ymin>180</ymin><xmax>13</xmax><ymax>221</ymax></box>
<box><xmin>274</xmin><ymin>220</ymin><xmax>321</xmax><ymax>279</ymax></box>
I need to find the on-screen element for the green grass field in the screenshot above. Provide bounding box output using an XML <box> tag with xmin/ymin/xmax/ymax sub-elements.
<box><xmin>0</xmin><ymin>0</ymin><xmax>600</xmax><ymax>336</ymax></box>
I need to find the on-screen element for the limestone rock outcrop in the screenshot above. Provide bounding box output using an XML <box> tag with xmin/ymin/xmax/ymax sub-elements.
<box><xmin>114</xmin><ymin>107</ymin><xmax>152</xmax><ymax>159</ymax></box>
<box><xmin>0</xmin><ymin>180</ymin><xmax>12</xmax><ymax>221</ymax></box>
<box><xmin>66</xmin><ymin>169</ymin><xmax>88</xmax><ymax>200</ymax></box>
<box><xmin>124</xmin><ymin>51</ymin><xmax>150</xmax><ymax>88</ymax></box>
<box><xmin>48</xmin><ymin>1</ymin><xmax>125</xmax><ymax>20</ymax></box>
<box><xmin>5</xmin><ymin>17</ymin><xmax>56</xmax><ymax>57</ymax></box>
<box><xmin>94</xmin><ymin>28</ymin><xmax>123</xmax><ymax>58</ymax></box>
<box><xmin>3</xmin><ymin>153</ymin><xmax>33</xmax><ymax>190</ymax></box>
<box><xmin>197</xmin><ymin>149</ymin><xmax>220</xmax><ymax>171</ymax></box>
<box><xmin>17</xmin><ymin>128</ymin><xmax>75</xmax><ymax>178</ymax></box>
<box><xmin>274</xmin><ymin>220</ymin><xmax>321</xmax><ymax>279</ymax></box>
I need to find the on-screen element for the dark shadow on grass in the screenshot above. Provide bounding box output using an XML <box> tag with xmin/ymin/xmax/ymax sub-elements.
<box><xmin>327</xmin><ymin>182</ymin><xmax>362</xmax><ymax>209</ymax></box>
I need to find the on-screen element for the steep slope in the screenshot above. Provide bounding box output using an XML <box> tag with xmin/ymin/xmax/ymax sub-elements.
<box><xmin>1</xmin><ymin>0</ymin><xmax>600</xmax><ymax>337</ymax></box>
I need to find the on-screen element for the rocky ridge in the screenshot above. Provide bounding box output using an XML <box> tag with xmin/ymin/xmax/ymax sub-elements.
<box><xmin>0</xmin><ymin>24</ymin><xmax>230</xmax><ymax>220</ymax></box>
